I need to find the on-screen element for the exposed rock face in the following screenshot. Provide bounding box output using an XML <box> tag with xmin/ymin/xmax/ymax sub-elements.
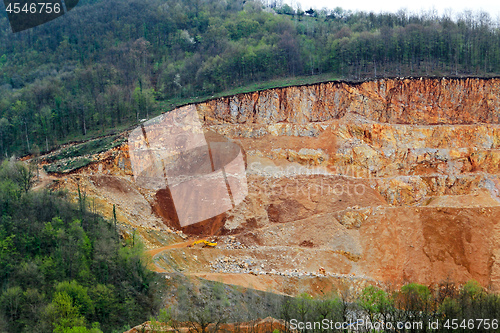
<box><xmin>193</xmin><ymin>77</ymin><xmax>500</xmax><ymax>290</ymax></box>
<box><xmin>196</xmin><ymin>78</ymin><xmax>500</xmax><ymax>125</ymax></box>
<box><xmin>152</xmin><ymin>187</ymin><xmax>227</xmax><ymax>235</ymax></box>
<box><xmin>45</xmin><ymin>77</ymin><xmax>500</xmax><ymax>293</ymax></box>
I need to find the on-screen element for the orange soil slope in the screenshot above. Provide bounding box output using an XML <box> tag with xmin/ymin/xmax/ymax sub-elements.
<box><xmin>40</xmin><ymin>77</ymin><xmax>500</xmax><ymax>294</ymax></box>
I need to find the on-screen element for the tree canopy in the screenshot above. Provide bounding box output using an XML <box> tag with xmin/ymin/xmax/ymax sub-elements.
<box><xmin>1</xmin><ymin>0</ymin><xmax>499</xmax><ymax>156</ymax></box>
<box><xmin>0</xmin><ymin>161</ymin><xmax>160</xmax><ymax>332</ymax></box>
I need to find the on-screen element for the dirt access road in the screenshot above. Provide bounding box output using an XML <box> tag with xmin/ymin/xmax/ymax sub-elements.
<box><xmin>146</xmin><ymin>240</ymin><xmax>354</xmax><ymax>296</ymax></box>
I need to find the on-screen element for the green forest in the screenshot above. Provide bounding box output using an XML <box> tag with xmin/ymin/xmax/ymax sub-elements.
<box><xmin>1</xmin><ymin>0</ymin><xmax>500</xmax><ymax>157</ymax></box>
<box><xmin>0</xmin><ymin>161</ymin><xmax>160</xmax><ymax>332</ymax></box>
<box><xmin>276</xmin><ymin>280</ymin><xmax>500</xmax><ymax>333</ymax></box>
<box><xmin>147</xmin><ymin>278</ymin><xmax>500</xmax><ymax>333</ymax></box>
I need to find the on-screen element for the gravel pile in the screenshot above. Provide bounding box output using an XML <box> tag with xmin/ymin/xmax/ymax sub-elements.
<box><xmin>209</xmin><ymin>256</ymin><xmax>363</xmax><ymax>279</ymax></box>
<box><xmin>218</xmin><ymin>236</ymin><xmax>251</xmax><ymax>249</ymax></box>
<box><xmin>210</xmin><ymin>256</ymin><xmax>261</xmax><ymax>274</ymax></box>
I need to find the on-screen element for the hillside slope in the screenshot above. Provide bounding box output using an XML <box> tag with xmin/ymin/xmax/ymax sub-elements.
<box><xmin>39</xmin><ymin>77</ymin><xmax>500</xmax><ymax>295</ymax></box>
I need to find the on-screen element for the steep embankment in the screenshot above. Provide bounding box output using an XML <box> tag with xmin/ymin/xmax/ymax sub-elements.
<box><xmin>197</xmin><ymin>77</ymin><xmax>500</xmax><ymax>125</ymax></box>
<box><xmin>43</xmin><ymin>77</ymin><xmax>500</xmax><ymax>295</ymax></box>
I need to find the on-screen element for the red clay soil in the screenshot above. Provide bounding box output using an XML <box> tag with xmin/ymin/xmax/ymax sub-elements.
<box><xmin>152</xmin><ymin>187</ymin><xmax>227</xmax><ymax>236</ymax></box>
<box><xmin>359</xmin><ymin>206</ymin><xmax>500</xmax><ymax>287</ymax></box>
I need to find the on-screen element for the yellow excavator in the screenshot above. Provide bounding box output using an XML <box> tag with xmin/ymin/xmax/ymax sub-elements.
<box><xmin>189</xmin><ymin>239</ymin><xmax>217</xmax><ymax>248</ymax></box>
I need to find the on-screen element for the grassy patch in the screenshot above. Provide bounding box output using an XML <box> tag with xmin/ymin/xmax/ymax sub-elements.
<box><xmin>157</xmin><ymin>73</ymin><xmax>339</xmax><ymax>112</ymax></box>
<box><xmin>43</xmin><ymin>157</ymin><xmax>93</xmax><ymax>174</ymax></box>
<box><xmin>216</xmin><ymin>73</ymin><xmax>340</xmax><ymax>95</ymax></box>
<box><xmin>43</xmin><ymin>135</ymin><xmax>126</xmax><ymax>173</ymax></box>
<box><xmin>50</xmin><ymin>135</ymin><xmax>123</xmax><ymax>161</ymax></box>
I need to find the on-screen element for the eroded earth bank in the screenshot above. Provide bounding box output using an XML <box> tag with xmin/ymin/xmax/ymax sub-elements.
<box><xmin>42</xmin><ymin>77</ymin><xmax>500</xmax><ymax>297</ymax></box>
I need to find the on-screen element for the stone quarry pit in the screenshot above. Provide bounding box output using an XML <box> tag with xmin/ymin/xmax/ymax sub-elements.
<box><xmin>45</xmin><ymin>77</ymin><xmax>500</xmax><ymax>297</ymax></box>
